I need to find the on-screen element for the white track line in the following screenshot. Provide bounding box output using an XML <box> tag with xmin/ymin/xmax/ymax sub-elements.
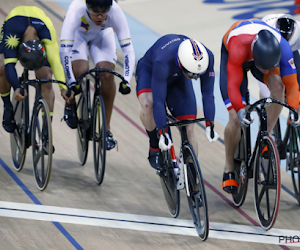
<box><xmin>0</xmin><ymin>201</ymin><xmax>299</xmax><ymax>246</ymax></box>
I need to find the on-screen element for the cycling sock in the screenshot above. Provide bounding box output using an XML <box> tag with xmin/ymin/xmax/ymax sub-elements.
<box><xmin>1</xmin><ymin>91</ymin><xmax>13</xmax><ymax>108</ymax></box>
<box><xmin>146</xmin><ymin>128</ymin><xmax>159</xmax><ymax>149</ymax></box>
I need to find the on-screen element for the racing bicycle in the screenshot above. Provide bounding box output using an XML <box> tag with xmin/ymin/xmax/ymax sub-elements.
<box><xmin>10</xmin><ymin>69</ymin><xmax>66</xmax><ymax>190</ymax></box>
<box><xmin>158</xmin><ymin>113</ymin><xmax>213</xmax><ymax>241</ymax></box>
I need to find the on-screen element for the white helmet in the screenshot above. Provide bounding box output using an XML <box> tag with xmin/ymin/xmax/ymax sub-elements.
<box><xmin>276</xmin><ymin>14</ymin><xmax>299</xmax><ymax>48</ymax></box>
<box><xmin>177</xmin><ymin>39</ymin><xmax>209</xmax><ymax>77</ymax></box>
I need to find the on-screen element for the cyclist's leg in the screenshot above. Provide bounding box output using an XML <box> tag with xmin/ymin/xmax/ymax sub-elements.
<box><xmin>136</xmin><ymin>60</ymin><xmax>162</xmax><ymax>170</ymax></box>
<box><xmin>0</xmin><ymin>53</ymin><xmax>15</xmax><ymax>132</ymax></box>
<box><xmin>90</xmin><ymin>28</ymin><xmax>116</xmax><ymax>132</ymax></box>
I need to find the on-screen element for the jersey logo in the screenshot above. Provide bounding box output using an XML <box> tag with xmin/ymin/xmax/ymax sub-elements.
<box><xmin>4</xmin><ymin>34</ymin><xmax>19</xmax><ymax>49</ymax></box>
<box><xmin>209</xmin><ymin>72</ymin><xmax>214</xmax><ymax>77</ymax></box>
<box><xmin>173</xmin><ymin>73</ymin><xmax>178</xmax><ymax>77</ymax></box>
<box><xmin>190</xmin><ymin>39</ymin><xmax>203</xmax><ymax>61</ymax></box>
<box><xmin>80</xmin><ymin>16</ymin><xmax>90</xmax><ymax>32</ymax></box>
<box><xmin>288</xmin><ymin>58</ymin><xmax>296</xmax><ymax>69</ymax></box>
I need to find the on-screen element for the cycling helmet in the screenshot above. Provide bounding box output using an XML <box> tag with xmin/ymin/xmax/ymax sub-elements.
<box><xmin>86</xmin><ymin>0</ymin><xmax>112</xmax><ymax>13</ymax></box>
<box><xmin>18</xmin><ymin>40</ymin><xmax>46</xmax><ymax>71</ymax></box>
<box><xmin>252</xmin><ymin>29</ymin><xmax>281</xmax><ymax>70</ymax></box>
<box><xmin>276</xmin><ymin>14</ymin><xmax>299</xmax><ymax>47</ymax></box>
<box><xmin>177</xmin><ymin>39</ymin><xmax>209</xmax><ymax>77</ymax></box>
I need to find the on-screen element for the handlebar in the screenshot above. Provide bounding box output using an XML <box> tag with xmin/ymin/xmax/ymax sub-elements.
<box><xmin>246</xmin><ymin>97</ymin><xmax>299</xmax><ymax>120</ymax></box>
<box><xmin>162</xmin><ymin>115</ymin><xmax>215</xmax><ymax>139</ymax></box>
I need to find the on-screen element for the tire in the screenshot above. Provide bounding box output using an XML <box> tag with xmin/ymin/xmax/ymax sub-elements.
<box><xmin>232</xmin><ymin>129</ymin><xmax>248</xmax><ymax>207</ymax></box>
<box><xmin>159</xmin><ymin>149</ymin><xmax>180</xmax><ymax>218</ymax></box>
<box><xmin>253</xmin><ymin>135</ymin><xmax>280</xmax><ymax>230</ymax></box>
<box><xmin>288</xmin><ymin>127</ymin><xmax>300</xmax><ymax>205</ymax></box>
<box><xmin>183</xmin><ymin>144</ymin><xmax>209</xmax><ymax>241</ymax></box>
<box><xmin>31</xmin><ymin>98</ymin><xmax>52</xmax><ymax>191</ymax></box>
<box><xmin>10</xmin><ymin>98</ymin><xmax>27</xmax><ymax>171</ymax></box>
<box><xmin>76</xmin><ymin>80</ymin><xmax>89</xmax><ymax>165</ymax></box>
<box><xmin>93</xmin><ymin>95</ymin><xmax>106</xmax><ymax>185</ymax></box>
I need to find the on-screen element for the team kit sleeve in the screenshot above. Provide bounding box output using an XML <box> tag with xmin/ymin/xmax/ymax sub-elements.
<box><xmin>2</xmin><ymin>30</ymin><xmax>21</xmax><ymax>90</ymax></box>
<box><xmin>279</xmin><ymin>40</ymin><xmax>299</xmax><ymax>111</ymax></box>
<box><xmin>151</xmin><ymin>61</ymin><xmax>169</xmax><ymax>133</ymax></box>
<box><xmin>199</xmin><ymin>50</ymin><xmax>215</xmax><ymax>126</ymax></box>
<box><xmin>227</xmin><ymin>37</ymin><xmax>249</xmax><ymax>112</ymax></box>
<box><xmin>110</xmin><ymin>5</ymin><xmax>135</xmax><ymax>84</ymax></box>
<box><xmin>59</xmin><ymin>1</ymin><xmax>81</xmax><ymax>88</ymax></box>
<box><xmin>42</xmin><ymin>25</ymin><xmax>67</xmax><ymax>90</ymax></box>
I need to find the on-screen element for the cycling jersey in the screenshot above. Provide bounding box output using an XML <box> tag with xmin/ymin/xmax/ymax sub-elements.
<box><xmin>136</xmin><ymin>34</ymin><xmax>215</xmax><ymax>132</ymax></box>
<box><xmin>0</xmin><ymin>6</ymin><xmax>66</xmax><ymax>90</ymax></box>
<box><xmin>60</xmin><ymin>0</ymin><xmax>135</xmax><ymax>87</ymax></box>
<box><xmin>222</xmin><ymin>19</ymin><xmax>299</xmax><ymax>112</ymax></box>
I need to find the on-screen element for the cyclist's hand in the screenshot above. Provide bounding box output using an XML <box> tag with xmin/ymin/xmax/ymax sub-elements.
<box><xmin>289</xmin><ymin>111</ymin><xmax>300</xmax><ymax>127</ymax></box>
<box><xmin>159</xmin><ymin>133</ymin><xmax>172</xmax><ymax>151</ymax></box>
<box><xmin>119</xmin><ymin>80</ymin><xmax>131</xmax><ymax>95</ymax></box>
<box><xmin>60</xmin><ymin>88</ymin><xmax>69</xmax><ymax>101</ymax></box>
<box><xmin>237</xmin><ymin>109</ymin><xmax>253</xmax><ymax>127</ymax></box>
<box><xmin>205</xmin><ymin>126</ymin><xmax>219</xmax><ymax>142</ymax></box>
<box><xmin>14</xmin><ymin>88</ymin><xmax>27</xmax><ymax>102</ymax></box>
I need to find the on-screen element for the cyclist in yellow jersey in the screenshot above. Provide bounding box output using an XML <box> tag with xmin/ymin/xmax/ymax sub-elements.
<box><xmin>0</xmin><ymin>6</ymin><xmax>66</xmax><ymax>135</ymax></box>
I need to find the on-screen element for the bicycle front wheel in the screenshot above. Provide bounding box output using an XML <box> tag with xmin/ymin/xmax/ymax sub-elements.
<box><xmin>93</xmin><ymin>95</ymin><xmax>106</xmax><ymax>185</ymax></box>
<box><xmin>10</xmin><ymin>99</ymin><xmax>27</xmax><ymax>171</ymax></box>
<box><xmin>254</xmin><ymin>135</ymin><xmax>280</xmax><ymax>230</ymax></box>
<box><xmin>31</xmin><ymin>98</ymin><xmax>52</xmax><ymax>191</ymax></box>
<box><xmin>76</xmin><ymin>87</ymin><xmax>89</xmax><ymax>165</ymax></box>
<box><xmin>159</xmin><ymin>150</ymin><xmax>180</xmax><ymax>218</ymax></box>
<box><xmin>183</xmin><ymin>144</ymin><xmax>209</xmax><ymax>241</ymax></box>
<box><xmin>288</xmin><ymin>126</ymin><xmax>300</xmax><ymax>205</ymax></box>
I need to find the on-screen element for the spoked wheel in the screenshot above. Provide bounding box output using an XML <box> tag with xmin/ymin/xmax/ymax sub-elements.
<box><xmin>31</xmin><ymin>98</ymin><xmax>52</xmax><ymax>191</ymax></box>
<box><xmin>159</xmin><ymin>150</ymin><xmax>180</xmax><ymax>218</ymax></box>
<box><xmin>254</xmin><ymin>135</ymin><xmax>280</xmax><ymax>230</ymax></box>
<box><xmin>183</xmin><ymin>144</ymin><xmax>209</xmax><ymax>241</ymax></box>
<box><xmin>76</xmin><ymin>80</ymin><xmax>89</xmax><ymax>165</ymax></box>
<box><xmin>93</xmin><ymin>95</ymin><xmax>106</xmax><ymax>185</ymax></box>
<box><xmin>10</xmin><ymin>99</ymin><xmax>27</xmax><ymax>171</ymax></box>
<box><xmin>232</xmin><ymin>130</ymin><xmax>248</xmax><ymax>207</ymax></box>
<box><xmin>288</xmin><ymin>127</ymin><xmax>300</xmax><ymax>205</ymax></box>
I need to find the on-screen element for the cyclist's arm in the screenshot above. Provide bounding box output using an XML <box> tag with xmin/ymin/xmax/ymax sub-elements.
<box><xmin>59</xmin><ymin>2</ymin><xmax>81</xmax><ymax>88</ymax></box>
<box><xmin>111</xmin><ymin>5</ymin><xmax>135</xmax><ymax>83</ymax></box>
<box><xmin>199</xmin><ymin>50</ymin><xmax>215</xmax><ymax>126</ymax></box>
<box><xmin>227</xmin><ymin>38</ymin><xmax>248</xmax><ymax>112</ymax></box>
<box><xmin>279</xmin><ymin>38</ymin><xmax>299</xmax><ymax>110</ymax></box>
<box><xmin>151</xmin><ymin>61</ymin><xmax>169</xmax><ymax>133</ymax></box>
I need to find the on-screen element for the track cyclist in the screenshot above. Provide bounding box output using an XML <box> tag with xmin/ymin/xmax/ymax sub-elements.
<box><xmin>136</xmin><ymin>34</ymin><xmax>219</xmax><ymax>171</ymax></box>
<box><xmin>59</xmin><ymin>0</ymin><xmax>135</xmax><ymax>150</ymax></box>
<box><xmin>220</xmin><ymin>18</ymin><xmax>300</xmax><ymax>194</ymax></box>
<box><xmin>0</xmin><ymin>6</ymin><xmax>66</xmax><ymax>149</ymax></box>
<box><xmin>258</xmin><ymin>14</ymin><xmax>300</xmax><ymax>107</ymax></box>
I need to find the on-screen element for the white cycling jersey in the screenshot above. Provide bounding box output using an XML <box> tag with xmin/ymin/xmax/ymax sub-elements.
<box><xmin>59</xmin><ymin>0</ymin><xmax>135</xmax><ymax>87</ymax></box>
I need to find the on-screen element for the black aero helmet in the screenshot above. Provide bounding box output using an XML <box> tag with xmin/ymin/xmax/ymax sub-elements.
<box><xmin>252</xmin><ymin>29</ymin><xmax>281</xmax><ymax>70</ymax></box>
<box><xmin>276</xmin><ymin>14</ymin><xmax>299</xmax><ymax>47</ymax></box>
<box><xmin>86</xmin><ymin>0</ymin><xmax>112</xmax><ymax>12</ymax></box>
<box><xmin>18</xmin><ymin>40</ymin><xmax>46</xmax><ymax>71</ymax></box>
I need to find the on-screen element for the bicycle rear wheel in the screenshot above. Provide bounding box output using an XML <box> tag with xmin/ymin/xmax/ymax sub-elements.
<box><xmin>31</xmin><ymin>98</ymin><xmax>52</xmax><ymax>191</ymax></box>
<box><xmin>93</xmin><ymin>95</ymin><xmax>106</xmax><ymax>185</ymax></box>
<box><xmin>254</xmin><ymin>135</ymin><xmax>280</xmax><ymax>230</ymax></box>
<box><xmin>76</xmin><ymin>80</ymin><xmax>89</xmax><ymax>165</ymax></box>
<box><xmin>288</xmin><ymin>127</ymin><xmax>300</xmax><ymax>205</ymax></box>
<box><xmin>183</xmin><ymin>144</ymin><xmax>209</xmax><ymax>241</ymax></box>
<box><xmin>10</xmin><ymin>99</ymin><xmax>27</xmax><ymax>171</ymax></box>
<box><xmin>159</xmin><ymin>150</ymin><xmax>180</xmax><ymax>218</ymax></box>
<box><xmin>232</xmin><ymin>129</ymin><xmax>248</xmax><ymax>207</ymax></box>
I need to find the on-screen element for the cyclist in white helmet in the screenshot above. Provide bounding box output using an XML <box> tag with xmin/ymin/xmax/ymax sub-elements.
<box><xmin>258</xmin><ymin>14</ymin><xmax>300</xmax><ymax>104</ymax></box>
<box><xmin>136</xmin><ymin>34</ymin><xmax>219</xmax><ymax>171</ymax></box>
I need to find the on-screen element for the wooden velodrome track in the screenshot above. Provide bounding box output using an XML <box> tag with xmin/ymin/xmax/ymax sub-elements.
<box><xmin>0</xmin><ymin>0</ymin><xmax>300</xmax><ymax>249</ymax></box>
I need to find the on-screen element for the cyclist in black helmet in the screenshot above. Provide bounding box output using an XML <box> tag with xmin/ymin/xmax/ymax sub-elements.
<box><xmin>219</xmin><ymin>19</ymin><xmax>299</xmax><ymax>194</ymax></box>
<box><xmin>60</xmin><ymin>0</ymin><xmax>135</xmax><ymax>150</ymax></box>
<box><xmin>0</xmin><ymin>6</ymin><xmax>66</xmax><ymax>134</ymax></box>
